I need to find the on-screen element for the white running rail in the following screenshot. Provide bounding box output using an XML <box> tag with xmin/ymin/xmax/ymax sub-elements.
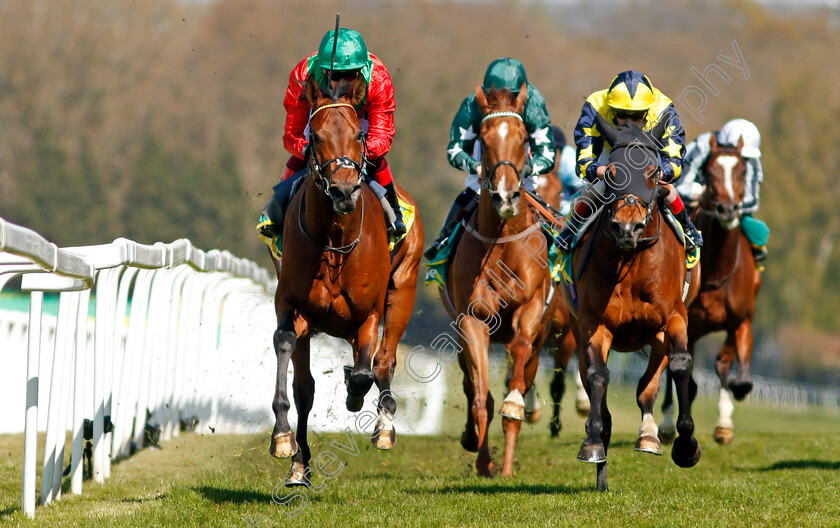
<box><xmin>0</xmin><ymin>216</ymin><xmax>273</xmax><ymax>519</ymax></box>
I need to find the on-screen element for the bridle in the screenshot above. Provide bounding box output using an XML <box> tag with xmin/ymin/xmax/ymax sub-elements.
<box><xmin>478</xmin><ymin>111</ymin><xmax>528</xmax><ymax>196</ymax></box>
<box><xmin>605</xmin><ymin>163</ymin><xmax>662</xmax><ymax>247</ymax></box>
<box><xmin>307</xmin><ymin>102</ymin><xmax>367</xmax><ymax>198</ymax></box>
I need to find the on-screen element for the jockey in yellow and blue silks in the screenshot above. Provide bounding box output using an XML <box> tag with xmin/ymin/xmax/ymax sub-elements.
<box><xmin>423</xmin><ymin>58</ymin><xmax>556</xmax><ymax>260</ymax></box>
<box><xmin>554</xmin><ymin>70</ymin><xmax>703</xmax><ymax>253</ymax></box>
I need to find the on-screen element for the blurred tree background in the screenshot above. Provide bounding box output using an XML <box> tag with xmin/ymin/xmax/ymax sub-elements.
<box><xmin>0</xmin><ymin>0</ymin><xmax>838</xmax><ymax>381</ymax></box>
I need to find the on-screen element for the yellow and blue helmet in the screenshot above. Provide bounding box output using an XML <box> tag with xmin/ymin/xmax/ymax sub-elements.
<box><xmin>606</xmin><ymin>70</ymin><xmax>656</xmax><ymax>111</ymax></box>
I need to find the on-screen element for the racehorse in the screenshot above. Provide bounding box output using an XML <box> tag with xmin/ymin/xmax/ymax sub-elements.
<box><xmin>268</xmin><ymin>73</ymin><xmax>423</xmax><ymax>484</ymax></box>
<box><xmin>565</xmin><ymin>115</ymin><xmax>702</xmax><ymax>491</ymax></box>
<box><xmin>531</xmin><ymin>163</ymin><xmax>589</xmax><ymax>436</ymax></box>
<box><xmin>443</xmin><ymin>84</ymin><xmax>560</xmax><ymax>477</ymax></box>
<box><xmin>659</xmin><ymin>135</ymin><xmax>762</xmax><ymax>445</ymax></box>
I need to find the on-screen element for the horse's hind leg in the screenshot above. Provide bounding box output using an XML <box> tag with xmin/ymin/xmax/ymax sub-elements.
<box><xmin>270</xmin><ymin>307</ymin><xmax>299</xmax><ymax>460</ymax></box>
<box><xmin>460</xmin><ymin>319</ymin><xmax>494</xmax><ymax>477</ymax></box>
<box><xmin>635</xmin><ymin>340</ymin><xmax>668</xmax><ymax>455</ymax></box>
<box><xmin>346</xmin><ymin>313</ymin><xmax>380</xmax><ymax>412</ymax></box>
<box><xmin>550</xmin><ymin>329</ymin><xmax>577</xmax><ymax>437</ymax></box>
<box><xmin>370</xmin><ymin>262</ymin><xmax>420</xmax><ymax>450</ymax></box>
<box><xmin>287</xmin><ymin>334</ymin><xmax>315</xmax><ymax>486</ymax></box>
<box><xmin>458</xmin><ymin>350</ymin><xmax>479</xmax><ymax>452</ymax></box>
<box><xmin>666</xmin><ymin>315</ymin><xmax>702</xmax><ymax>468</ymax></box>
<box><xmin>729</xmin><ymin>319</ymin><xmax>754</xmax><ymax>401</ymax></box>
<box><xmin>660</xmin><ymin>341</ymin><xmax>697</xmax><ymax>444</ymax></box>
<box><xmin>714</xmin><ymin>334</ymin><xmax>737</xmax><ymax>444</ymax></box>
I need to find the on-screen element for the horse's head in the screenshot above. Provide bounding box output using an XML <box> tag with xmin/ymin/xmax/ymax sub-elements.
<box><xmin>304</xmin><ymin>73</ymin><xmax>367</xmax><ymax>215</ymax></box>
<box><xmin>475</xmin><ymin>83</ymin><xmax>529</xmax><ymax>219</ymax></box>
<box><xmin>596</xmin><ymin>113</ymin><xmax>668</xmax><ymax>251</ymax></box>
<box><xmin>701</xmin><ymin>135</ymin><xmax>746</xmax><ymax>229</ymax></box>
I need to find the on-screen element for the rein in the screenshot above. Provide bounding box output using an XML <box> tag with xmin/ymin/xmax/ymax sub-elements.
<box><xmin>460</xmin><ymin>220</ymin><xmax>541</xmax><ymax>244</ymax></box>
<box><xmin>605</xmin><ymin>193</ymin><xmax>661</xmax><ymax>247</ymax></box>
<box><xmin>297</xmin><ymin>181</ymin><xmax>365</xmax><ymax>255</ymax></box>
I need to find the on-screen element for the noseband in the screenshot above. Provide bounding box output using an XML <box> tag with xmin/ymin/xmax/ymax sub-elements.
<box><xmin>606</xmin><ymin>193</ymin><xmax>661</xmax><ymax>247</ymax></box>
<box><xmin>479</xmin><ymin>111</ymin><xmax>527</xmax><ymax>196</ymax></box>
<box><xmin>307</xmin><ymin>102</ymin><xmax>367</xmax><ymax>196</ymax></box>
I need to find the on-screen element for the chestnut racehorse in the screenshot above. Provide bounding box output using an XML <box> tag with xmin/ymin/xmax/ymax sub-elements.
<box><xmin>443</xmin><ymin>84</ymin><xmax>559</xmax><ymax>477</ymax></box>
<box><xmin>269</xmin><ymin>74</ymin><xmax>423</xmax><ymax>484</ymax></box>
<box><xmin>565</xmin><ymin>116</ymin><xmax>701</xmax><ymax>491</ymax></box>
<box><xmin>659</xmin><ymin>135</ymin><xmax>762</xmax><ymax>445</ymax></box>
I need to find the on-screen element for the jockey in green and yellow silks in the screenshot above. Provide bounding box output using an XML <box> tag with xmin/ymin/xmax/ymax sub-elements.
<box><xmin>424</xmin><ymin>58</ymin><xmax>556</xmax><ymax>260</ymax></box>
<box><xmin>554</xmin><ymin>70</ymin><xmax>703</xmax><ymax>254</ymax></box>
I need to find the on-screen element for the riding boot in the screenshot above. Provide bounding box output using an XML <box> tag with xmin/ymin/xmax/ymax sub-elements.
<box><xmin>383</xmin><ymin>181</ymin><xmax>407</xmax><ymax>236</ymax></box>
<box><xmin>750</xmin><ymin>245</ymin><xmax>768</xmax><ymax>262</ymax></box>
<box><xmin>423</xmin><ymin>188</ymin><xmax>478</xmax><ymax>260</ymax></box>
<box><xmin>554</xmin><ymin>214</ymin><xmax>582</xmax><ymax>254</ymax></box>
<box><xmin>674</xmin><ymin>209</ymin><xmax>703</xmax><ymax>252</ymax></box>
<box><xmin>259</xmin><ymin>169</ymin><xmax>306</xmax><ymax>239</ymax></box>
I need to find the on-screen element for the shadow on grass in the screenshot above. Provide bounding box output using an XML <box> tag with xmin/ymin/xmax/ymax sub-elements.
<box><xmin>422</xmin><ymin>482</ymin><xmax>591</xmax><ymax>495</ymax></box>
<box><xmin>195</xmin><ymin>486</ymin><xmax>274</xmax><ymax>505</ymax></box>
<box><xmin>758</xmin><ymin>460</ymin><xmax>840</xmax><ymax>471</ymax></box>
<box><xmin>0</xmin><ymin>505</ymin><xmax>19</xmax><ymax>520</ymax></box>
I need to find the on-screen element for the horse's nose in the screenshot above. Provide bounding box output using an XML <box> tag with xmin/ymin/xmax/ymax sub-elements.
<box><xmin>492</xmin><ymin>192</ymin><xmax>519</xmax><ymax>219</ymax></box>
<box><xmin>612</xmin><ymin>221</ymin><xmax>640</xmax><ymax>248</ymax></box>
<box><xmin>329</xmin><ymin>183</ymin><xmax>362</xmax><ymax>214</ymax></box>
<box><xmin>716</xmin><ymin>202</ymin><xmax>738</xmax><ymax>221</ymax></box>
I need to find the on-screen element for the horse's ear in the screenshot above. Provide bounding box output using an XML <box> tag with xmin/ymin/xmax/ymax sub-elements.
<box><xmin>514</xmin><ymin>82</ymin><xmax>528</xmax><ymax>113</ymax></box>
<box><xmin>709</xmin><ymin>133</ymin><xmax>718</xmax><ymax>150</ymax></box>
<box><xmin>350</xmin><ymin>75</ymin><xmax>367</xmax><ymax>107</ymax></box>
<box><xmin>305</xmin><ymin>74</ymin><xmax>322</xmax><ymax>108</ymax></box>
<box><xmin>736</xmin><ymin>135</ymin><xmax>744</xmax><ymax>152</ymax></box>
<box><xmin>594</xmin><ymin>112</ymin><xmax>620</xmax><ymax>146</ymax></box>
<box><xmin>475</xmin><ymin>84</ymin><xmax>488</xmax><ymax>111</ymax></box>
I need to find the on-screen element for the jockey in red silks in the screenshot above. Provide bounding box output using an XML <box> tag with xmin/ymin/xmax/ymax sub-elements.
<box><xmin>258</xmin><ymin>27</ymin><xmax>405</xmax><ymax>240</ymax></box>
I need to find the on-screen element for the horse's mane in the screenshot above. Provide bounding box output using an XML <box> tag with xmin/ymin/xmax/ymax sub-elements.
<box><xmin>482</xmin><ymin>89</ymin><xmax>518</xmax><ymax>112</ymax></box>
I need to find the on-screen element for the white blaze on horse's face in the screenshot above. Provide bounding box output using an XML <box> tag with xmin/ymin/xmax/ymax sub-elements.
<box><xmin>716</xmin><ymin>155</ymin><xmax>739</xmax><ymax>203</ymax></box>
<box><xmin>497</xmin><ymin>122</ymin><xmax>509</xmax><ymax>141</ymax></box>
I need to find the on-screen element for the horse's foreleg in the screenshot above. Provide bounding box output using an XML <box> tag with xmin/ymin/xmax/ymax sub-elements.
<box><xmin>499</xmin><ymin>336</ymin><xmax>533</xmax><ymax>421</ymax></box>
<box><xmin>550</xmin><ymin>329</ymin><xmax>578</xmax><ymax>437</ymax></box>
<box><xmin>458</xmin><ymin>350</ymin><xmax>479</xmax><ymax>452</ymax></box>
<box><xmin>577</xmin><ymin>323</ymin><xmax>612</xmax><ymax>486</ymax></box>
<box><xmin>346</xmin><ymin>313</ymin><xmax>380</xmax><ymax>413</ymax></box>
<box><xmin>729</xmin><ymin>319</ymin><xmax>754</xmax><ymax>401</ymax></box>
<box><xmin>270</xmin><ymin>305</ymin><xmax>298</xmax><ymax>459</ymax></box>
<box><xmin>635</xmin><ymin>340</ymin><xmax>668</xmax><ymax>456</ymax></box>
<box><xmin>666</xmin><ymin>315</ymin><xmax>701</xmax><ymax>468</ymax></box>
<box><xmin>501</xmin><ymin>347</ymin><xmax>540</xmax><ymax>478</ymax></box>
<box><xmin>287</xmin><ymin>335</ymin><xmax>315</xmax><ymax>486</ymax></box>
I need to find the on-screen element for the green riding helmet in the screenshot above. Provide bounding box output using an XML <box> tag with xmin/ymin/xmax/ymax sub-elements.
<box><xmin>482</xmin><ymin>58</ymin><xmax>528</xmax><ymax>93</ymax></box>
<box><xmin>315</xmin><ymin>28</ymin><xmax>369</xmax><ymax>71</ymax></box>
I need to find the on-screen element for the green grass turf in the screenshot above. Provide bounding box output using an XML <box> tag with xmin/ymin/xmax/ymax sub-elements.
<box><xmin>2</xmin><ymin>371</ymin><xmax>840</xmax><ymax>528</ymax></box>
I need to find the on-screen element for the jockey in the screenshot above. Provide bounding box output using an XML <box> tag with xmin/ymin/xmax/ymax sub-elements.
<box><xmin>259</xmin><ymin>28</ymin><xmax>405</xmax><ymax>241</ymax></box>
<box><xmin>554</xmin><ymin>70</ymin><xmax>703</xmax><ymax>253</ymax></box>
<box><xmin>423</xmin><ymin>58</ymin><xmax>556</xmax><ymax>259</ymax></box>
<box><xmin>676</xmin><ymin>118</ymin><xmax>768</xmax><ymax>262</ymax></box>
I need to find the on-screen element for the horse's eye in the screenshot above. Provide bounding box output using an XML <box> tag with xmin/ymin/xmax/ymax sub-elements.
<box><xmin>356</xmin><ymin>132</ymin><xmax>364</xmax><ymax>142</ymax></box>
<box><xmin>310</xmin><ymin>133</ymin><xmax>320</xmax><ymax>145</ymax></box>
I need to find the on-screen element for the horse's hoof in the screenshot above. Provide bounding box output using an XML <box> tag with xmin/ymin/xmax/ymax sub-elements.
<box><xmin>524</xmin><ymin>408</ymin><xmax>542</xmax><ymax>423</ymax></box>
<box><xmin>577</xmin><ymin>442</ymin><xmax>607</xmax><ymax>464</ymax></box>
<box><xmin>714</xmin><ymin>426</ymin><xmax>734</xmax><ymax>445</ymax></box>
<box><xmin>372</xmin><ymin>427</ymin><xmax>396</xmax><ymax>450</ymax></box>
<box><xmin>346</xmin><ymin>394</ymin><xmax>365</xmax><ymax>412</ymax></box>
<box><xmin>671</xmin><ymin>436</ymin><xmax>702</xmax><ymax>468</ymax></box>
<box><xmin>729</xmin><ymin>380</ymin><xmax>753</xmax><ymax>401</ymax></box>
<box><xmin>550</xmin><ymin>420</ymin><xmax>561</xmax><ymax>438</ymax></box>
<box><xmin>499</xmin><ymin>390</ymin><xmax>526</xmax><ymax>420</ymax></box>
<box><xmin>460</xmin><ymin>430</ymin><xmax>479</xmax><ymax>452</ymax></box>
<box><xmin>634</xmin><ymin>435</ymin><xmax>663</xmax><ymax>455</ymax></box>
<box><xmin>270</xmin><ymin>432</ymin><xmax>298</xmax><ymax>459</ymax></box>
<box><xmin>477</xmin><ymin>464</ymin><xmax>494</xmax><ymax>478</ymax></box>
<box><xmin>575</xmin><ymin>399</ymin><xmax>590</xmax><ymax>417</ymax></box>
<box><xmin>285</xmin><ymin>462</ymin><xmax>310</xmax><ymax>487</ymax></box>
<box><xmin>658</xmin><ymin>427</ymin><xmax>676</xmax><ymax>445</ymax></box>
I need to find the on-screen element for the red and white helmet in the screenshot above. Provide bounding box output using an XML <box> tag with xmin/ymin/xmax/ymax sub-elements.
<box><xmin>717</xmin><ymin>118</ymin><xmax>761</xmax><ymax>158</ymax></box>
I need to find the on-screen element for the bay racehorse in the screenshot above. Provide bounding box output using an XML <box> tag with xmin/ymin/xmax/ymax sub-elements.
<box><xmin>269</xmin><ymin>73</ymin><xmax>423</xmax><ymax>484</ymax></box>
<box><xmin>564</xmin><ymin>115</ymin><xmax>701</xmax><ymax>491</ymax></box>
<box><xmin>530</xmin><ymin>164</ymin><xmax>588</xmax><ymax>436</ymax></box>
<box><xmin>443</xmin><ymin>84</ymin><xmax>560</xmax><ymax>477</ymax></box>
<box><xmin>659</xmin><ymin>135</ymin><xmax>762</xmax><ymax>445</ymax></box>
